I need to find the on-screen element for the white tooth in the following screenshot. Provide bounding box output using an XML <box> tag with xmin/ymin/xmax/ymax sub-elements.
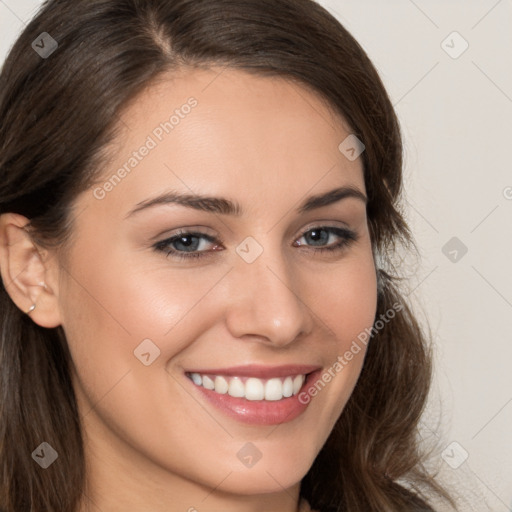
<box><xmin>228</xmin><ymin>377</ymin><xmax>245</xmax><ymax>398</ymax></box>
<box><xmin>265</xmin><ymin>378</ymin><xmax>284</xmax><ymax>401</ymax></box>
<box><xmin>202</xmin><ymin>375</ymin><xmax>215</xmax><ymax>390</ymax></box>
<box><xmin>190</xmin><ymin>373</ymin><xmax>202</xmax><ymax>386</ymax></box>
<box><xmin>292</xmin><ymin>375</ymin><xmax>304</xmax><ymax>395</ymax></box>
<box><xmin>282</xmin><ymin>376</ymin><xmax>293</xmax><ymax>398</ymax></box>
<box><xmin>214</xmin><ymin>375</ymin><xmax>229</xmax><ymax>394</ymax></box>
<box><xmin>245</xmin><ymin>378</ymin><xmax>264</xmax><ymax>400</ymax></box>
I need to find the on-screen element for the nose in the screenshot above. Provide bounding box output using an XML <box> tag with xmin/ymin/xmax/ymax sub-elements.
<box><xmin>224</xmin><ymin>249</ymin><xmax>314</xmax><ymax>347</ymax></box>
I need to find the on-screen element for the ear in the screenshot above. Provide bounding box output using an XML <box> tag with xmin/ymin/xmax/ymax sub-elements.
<box><xmin>0</xmin><ymin>213</ymin><xmax>61</xmax><ymax>328</ymax></box>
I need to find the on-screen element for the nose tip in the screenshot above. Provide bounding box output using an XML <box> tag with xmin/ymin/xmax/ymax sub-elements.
<box><xmin>224</xmin><ymin>259</ymin><xmax>313</xmax><ymax>346</ymax></box>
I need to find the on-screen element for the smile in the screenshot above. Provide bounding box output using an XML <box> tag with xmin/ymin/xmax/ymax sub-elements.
<box><xmin>186</xmin><ymin>372</ymin><xmax>306</xmax><ymax>401</ymax></box>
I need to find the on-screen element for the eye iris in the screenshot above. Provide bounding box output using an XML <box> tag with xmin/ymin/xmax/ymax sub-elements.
<box><xmin>175</xmin><ymin>235</ymin><xmax>199</xmax><ymax>251</ymax></box>
<box><xmin>306</xmin><ymin>229</ymin><xmax>329</xmax><ymax>246</ymax></box>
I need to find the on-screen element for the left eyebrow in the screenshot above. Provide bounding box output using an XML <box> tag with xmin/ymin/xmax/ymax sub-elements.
<box><xmin>124</xmin><ymin>185</ymin><xmax>367</xmax><ymax>219</ymax></box>
<box><xmin>297</xmin><ymin>185</ymin><xmax>367</xmax><ymax>213</ymax></box>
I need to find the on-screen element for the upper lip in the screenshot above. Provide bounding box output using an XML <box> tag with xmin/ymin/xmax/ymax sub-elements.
<box><xmin>184</xmin><ymin>364</ymin><xmax>322</xmax><ymax>379</ymax></box>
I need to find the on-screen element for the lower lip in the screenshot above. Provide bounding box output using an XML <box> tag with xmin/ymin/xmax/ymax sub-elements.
<box><xmin>186</xmin><ymin>370</ymin><xmax>321</xmax><ymax>426</ymax></box>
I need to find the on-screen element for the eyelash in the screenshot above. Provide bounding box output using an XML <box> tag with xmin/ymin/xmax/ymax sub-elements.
<box><xmin>153</xmin><ymin>226</ymin><xmax>359</xmax><ymax>261</ymax></box>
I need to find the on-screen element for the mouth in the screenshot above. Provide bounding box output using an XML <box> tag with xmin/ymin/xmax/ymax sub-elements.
<box><xmin>185</xmin><ymin>372</ymin><xmax>307</xmax><ymax>401</ymax></box>
<box><xmin>183</xmin><ymin>364</ymin><xmax>322</xmax><ymax>425</ymax></box>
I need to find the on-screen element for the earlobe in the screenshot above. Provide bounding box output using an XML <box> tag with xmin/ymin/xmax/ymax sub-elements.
<box><xmin>0</xmin><ymin>213</ymin><xmax>62</xmax><ymax>328</ymax></box>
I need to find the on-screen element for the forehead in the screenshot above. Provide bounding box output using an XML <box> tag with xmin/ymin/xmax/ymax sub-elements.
<box><xmin>84</xmin><ymin>66</ymin><xmax>365</xmax><ymax>219</ymax></box>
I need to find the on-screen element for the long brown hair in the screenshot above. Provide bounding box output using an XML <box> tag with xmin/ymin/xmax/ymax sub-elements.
<box><xmin>0</xmin><ymin>1</ymin><xmax>456</xmax><ymax>510</ymax></box>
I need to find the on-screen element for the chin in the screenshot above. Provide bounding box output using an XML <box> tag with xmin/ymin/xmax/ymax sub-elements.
<box><xmin>209</xmin><ymin>458</ymin><xmax>311</xmax><ymax>495</ymax></box>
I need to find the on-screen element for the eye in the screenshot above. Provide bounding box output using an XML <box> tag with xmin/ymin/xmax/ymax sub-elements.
<box><xmin>153</xmin><ymin>226</ymin><xmax>358</xmax><ymax>261</ymax></box>
<box><xmin>293</xmin><ymin>226</ymin><xmax>358</xmax><ymax>253</ymax></box>
<box><xmin>153</xmin><ymin>231</ymin><xmax>221</xmax><ymax>260</ymax></box>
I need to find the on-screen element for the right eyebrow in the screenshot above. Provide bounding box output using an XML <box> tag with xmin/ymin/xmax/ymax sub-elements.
<box><xmin>125</xmin><ymin>191</ymin><xmax>243</xmax><ymax>219</ymax></box>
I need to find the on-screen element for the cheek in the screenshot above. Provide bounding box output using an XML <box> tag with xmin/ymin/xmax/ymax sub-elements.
<box><xmin>61</xmin><ymin>243</ymin><xmax>224</xmax><ymax>349</ymax></box>
<box><xmin>58</xmin><ymin>244</ymin><xmax>233</xmax><ymax>411</ymax></box>
<box><xmin>313</xmin><ymin>253</ymin><xmax>378</xmax><ymax>349</ymax></box>
<box><xmin>301</xmin><ymin>251</ymin><xmax>378</xmax><ymax>422</ymax></box>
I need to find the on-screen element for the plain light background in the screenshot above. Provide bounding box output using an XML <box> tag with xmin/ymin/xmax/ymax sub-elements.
<box><xmin>1</xmin><ymin>1</ymin><xmax>511</xmax><ymax>510</ymax></box>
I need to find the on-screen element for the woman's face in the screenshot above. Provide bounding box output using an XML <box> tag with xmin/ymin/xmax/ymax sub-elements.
<box><xmin>52</xmin><ymin>67</ymin><xmax>377</xmax><ymax>508</ymax></box>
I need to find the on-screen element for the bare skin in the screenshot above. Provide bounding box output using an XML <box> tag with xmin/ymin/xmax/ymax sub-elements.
<box><xmin>0</xmin><ymin>67</ymin><xmax>377</xmax><ymax>512</ymax></box>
